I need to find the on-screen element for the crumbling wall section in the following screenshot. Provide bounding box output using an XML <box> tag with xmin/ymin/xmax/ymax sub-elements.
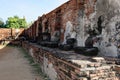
<box><xmin>39</xmin><ymin>0</ymin><xmax>78</xmax><ymax>42</ymax></box>
<box><xmin>24</xmin><ymin>0</ymin><xmax>120</xmax><ymax>57</ymax></box>
<box><xmin>94</xmin><ymin>0</ymin><xmax>120</xmax><ymax>57</ymax></box>
<box><xmin>22</xmin><ymin>41</ymin><xmax>120</xmax><ymax>80</ymax></box>
<box><xmin>0</xmin><ymin>28</ymin><xmax>24</xmax><ymax>40</ymax></box>
<box><xmin>75</xmin><ymin>0</ymin><xmax>120</xmax><ymax>57</ymax></box>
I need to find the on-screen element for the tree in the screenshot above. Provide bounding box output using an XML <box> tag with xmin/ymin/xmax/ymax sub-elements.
<box><xmin>0</xmin><ymin>18</ymin><xmax>4</xmax><ymax>28</ymax></box>
<box><xmin>6</xmin><ymin>16</ymin><xmax>27</xmax><ymax>29</ymax></box>
<box><xmin>18</xmin><ymin>18</ymin><xmax>27</xmax><ymax>28</ymax></box>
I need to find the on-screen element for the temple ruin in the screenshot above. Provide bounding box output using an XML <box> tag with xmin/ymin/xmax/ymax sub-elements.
<box><xmin>23</xmin><ymin>0</ymin><xmax>120</xmax><ymax>58</ymax></box>
<box><xmin>0</xmin><ymin>0</ymin><xmax>120</xmax><ymax>80</ymax></box>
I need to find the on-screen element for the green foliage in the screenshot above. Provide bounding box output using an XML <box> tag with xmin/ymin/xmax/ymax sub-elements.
<box><xmin>6</xmin><ymin>16</ymin><xmax>27</xmax><ymax>29</ymax></box>
<box><xmin>0</xmin><ymin>18</ymin><xmax>5</xmax><ymax>28</ymax></box>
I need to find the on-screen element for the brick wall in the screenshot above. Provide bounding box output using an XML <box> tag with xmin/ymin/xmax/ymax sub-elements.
<box><xmin>0</xmin><ymin>28</ymin><xmax>25</xmax><ymax>45</ymax></box>
<box><xmin>24</xmin><ymin>0</ymin><xmax>120</xmax><ymax>57</ymax></box>
<box><xmin>0</xmin><ymin>28</ymin><xmax>11</xmax><ymax>40</ymax></box>
<box><xmin>17</xmin><ymin>0</ymin><xmax>120</xmax><ymax>79</ymax></box>
<box><xmin>0</xmin><ymin>28</ymin><xmax>24</xmax><ymax>40</ymax></box>
<box><xmin>22</xmin><ymin>41</ymin><xmax>120</xmax><ymax>80</ymax></box>
<box><xmin>0</xmin><ymin>0</ymin><xmax>120</xmax><ymax>79</ymax></box>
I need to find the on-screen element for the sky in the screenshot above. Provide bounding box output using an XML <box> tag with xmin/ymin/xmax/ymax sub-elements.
<box><xmin>0</xmin><ymin>0</ymin><xmax>69</xmax><ymax>23</ymax></box>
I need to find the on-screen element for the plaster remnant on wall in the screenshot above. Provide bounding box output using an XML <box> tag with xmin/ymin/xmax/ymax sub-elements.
<box><xmin>77</xmin><ymin>9</ymin><xmax>87</xmax><ymax>46</ymax></box>
<box><xmin>87</xmin><ymin>0</ymin><xmax>120</xmax><ymax>57</ymax></box>
<box><xmin>43</xmin><ymin>57</ymin><xmax>57</xmax><ymax>80</ymax></box>
<box><xmin>26</xmin><ymin>0</ymin><xmax>120</xmax><ymax>57</ymax></box>
<box><xmin>63</xmin><ymin>21</ymin><xmax>77</xmax><ymax>44</ymax></box>
<box><xmin>29</xmin><ymin>48</ymin><xmax>34</xmax><ymax>57</ymax></box>
<box><xmin>75</xmin><ymin>0</ymin><xmax>120</xmax><ymax>57</ymax></box>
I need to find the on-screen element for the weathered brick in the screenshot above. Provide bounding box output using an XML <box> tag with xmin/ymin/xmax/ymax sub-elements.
<box><xmin>78</xmin><ymin>77</ymin><xmax>88</xmax><ymax>80</ymax></box>
<box><xmin>22</xmin><ymin>41</ymin><xmax>120</xmax><ymax>80</ymax></box>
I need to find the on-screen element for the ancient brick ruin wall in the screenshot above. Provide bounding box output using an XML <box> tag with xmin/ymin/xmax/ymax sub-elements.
<box><xmin>40</xmin><ymin>0</ymin><xmax>78</xmax><ymax>41</ymax></box>
<box><xmin>22</xmin><ymin>41</ymin><xmax>120</xmax><ymax>80</ymax></box>
<box><xmin>0</xmin><ymin>0</ymin><xmax>120</xmax><ymax>80</ymax></box>
<box><xmin>0</xmin><ymin>28</ymin><xmax>24</xmax><ymax>40</ymax></box>
<box><xmin>5</xmin><ymin>1</ymin><xmax>119</xmax><ymax>79</ymax></box>
<box><xmin>0</xmin><ymin>28</ymin><xmax>12</xmax><ymax>40</ymax></box>
<box><xmin>76</xmin><ymin>0</ymin><xmax>120</xmax><ymax>57</ymax></box>
<box><xmin>24</xmin><ymin>0</ymin><xmax>120</xmax><ymax>57</ymax></box>
<box><xmin>18</xmin><ymin>0</ymin><xmax>120</xmax><ymax>79</ymax></box>
<box><xmin>40</xmin><ymin>0</ymin><xmax>120</xmax><ymax>57</ymax></box>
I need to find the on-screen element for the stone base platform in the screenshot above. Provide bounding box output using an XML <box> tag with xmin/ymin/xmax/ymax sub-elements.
<box><xmin>22</xmin><ymin>41</ymin><xmax>120</xmax><ymax>80</ymax></box>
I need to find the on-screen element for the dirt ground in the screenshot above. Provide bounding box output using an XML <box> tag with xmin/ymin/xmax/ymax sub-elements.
<box><xmin>0</xmin><ymin>45</ymin><xmax>43</xmax><ymax>80</ymax></box>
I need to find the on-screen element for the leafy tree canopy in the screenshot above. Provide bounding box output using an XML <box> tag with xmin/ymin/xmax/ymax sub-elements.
<box><xmin>6</xmin><ymin>16</ymin><xmax>27</xmax><ymax>29</ymax></box>
<box><xmin>0</xmin><ymin>18</ymin><xmax>5</xmax><ymax>28</ymax></box>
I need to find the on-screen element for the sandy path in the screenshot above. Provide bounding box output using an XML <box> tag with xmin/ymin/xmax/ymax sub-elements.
<box><xmin>0</xmin><ymin>45</ymin><xmax>42</xmax><ymax>80</ymax></box>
